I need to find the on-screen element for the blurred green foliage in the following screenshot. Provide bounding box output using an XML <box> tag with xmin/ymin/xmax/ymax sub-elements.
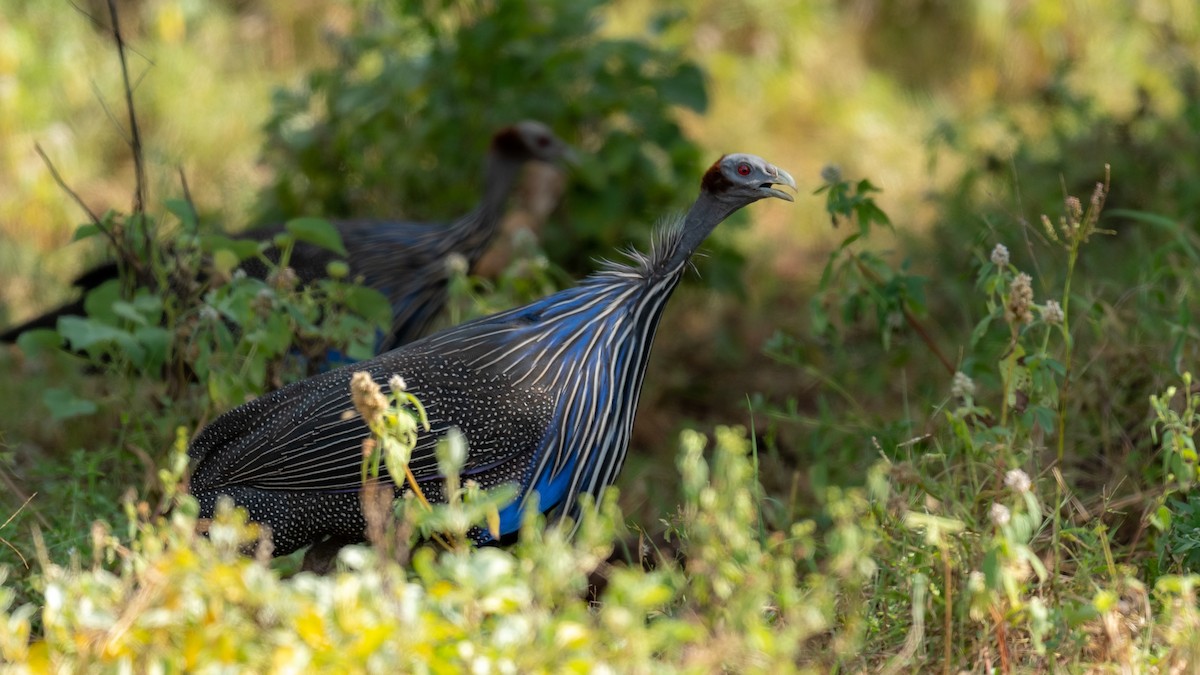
<box><xmin>0</xmin><ymin>425</ymin><xmax>897</xmax><ymax>671</ymax></box>
<box><xmin>256</xmin><ymin>0</ymin><xmax>741</xmax><ymax>284</ymax></box>
<box><xmin>3</xmin><ymin>0</ymin><xmax>1200</xmax><ymax>669</ymax></box>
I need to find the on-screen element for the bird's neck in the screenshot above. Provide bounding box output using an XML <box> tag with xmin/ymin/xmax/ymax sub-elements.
<box><xmin>449</xmin><ymin>153</ymin><xmax>526</xmax><ymax>262</ymax></box>
<box><xmin>660</xmin><ymin>190</ymin><xmax>745</xmax><ymax>273</ymax></box>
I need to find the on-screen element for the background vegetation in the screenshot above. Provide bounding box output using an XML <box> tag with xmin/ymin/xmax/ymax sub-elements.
<box><xmin>3</xmin><ymin>0</ymin><xmax>1200</xmax><ymax>670</ymax></box>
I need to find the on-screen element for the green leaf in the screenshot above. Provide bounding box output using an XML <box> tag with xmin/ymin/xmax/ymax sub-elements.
<box><xmin>111</xmin><ymin>301</ymin><xmax>150</xmax><ymax>326</ymax></box>
<box><xmin>83</xmin><ymin>280</ymin><xmax>122</xmax><ymax>324</ymax></box>
<box><xmin>981</xmin><ymin>547</ymin><xmax>1001</xmax><ymax>587</ymax></box>
<box><xmin>165</xmin><ymin>198</ymin><xmax>199</xmax><ymax>231</ymax></box>
<box><xmin>211</xmin><ymin>249</ymin><xmax>242</xmax><ymax>279</ymax></box>
<box><xmin>132</xmin><ymin>292</ymin><xmax>163</xmax><ymax>316</ymax></box>
<box><xmin>42</xmin><ymin>387</ymin><xmax>98</xmax><ymax>420</ymax></box>
<box><xmin>134</xmin><ymin>326</ymin><xmax>172</xmax><ymax>370</ymax></box>
<box><xmin>200</xmin><ymin>234</ymin><xmax>262</xmax><ymax>261</ymax></box>
<box><xmin>345</xmin><ymin>337</ymin><xmax>377</xmax><ymax>362</ymax></box>
<box><xmin>72</xmin><ymin>223</ymin><xmax>103</xmax><ymax>242</ymax></box>
<box><xmin>286</xmin><ymin>217</ymin><xmax>347</xmax><ymax>257</ymax></box>
<box><xmin>658</xmin><ymin>63</ymin><xmax>708</xmax><ymax>113</ymax></box>
<box><xmin>15</xmin><ymin>328</ymin><xmax>63</xmax><ymax>356</ymax></box>
<box><xmin>1031</xmin><ymin>405</ymin><xmax>1057</xmax><ymax>433</ymax></box>
<box><xmin>1106</xmin><ymin>208</ymin><xmax>1178</xmax><ymax>231</ymax></box>
<box><xmin>57</xmin><ymin>316</ymin><xmax>131</xmax><ymax>351</ymax></box>
<box><xmin>342</xmin><ymin>285</ymin><xmax>393</xmax><ymax>328</ymax></box>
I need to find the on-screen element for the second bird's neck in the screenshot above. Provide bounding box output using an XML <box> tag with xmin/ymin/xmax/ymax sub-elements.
<box><xmin>448</xmin><ymin>153</ymin><xmax>528</xmax><ymax>264</ymax></box>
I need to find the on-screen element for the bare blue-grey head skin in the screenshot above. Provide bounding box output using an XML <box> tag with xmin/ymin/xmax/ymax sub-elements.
<box><xmin>187</xmin><ymin>153</ymin><xmax>795</xmax><ymax>556</ymax></box>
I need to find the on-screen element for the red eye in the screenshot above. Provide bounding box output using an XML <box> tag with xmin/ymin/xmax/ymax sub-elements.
<box><xmin>737</xmin><ymin>163</ymin><xmax>751</xmax><ymax>176</ymax></box>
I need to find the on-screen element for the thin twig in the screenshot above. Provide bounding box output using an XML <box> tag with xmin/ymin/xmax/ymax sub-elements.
<box><xmin>33</xmin><ymin>143</ymin><xmax>125</xmax><ymax>252</ymax></box>
<box><xmin>0</xmin><ymin>473</ymin><xmax>48</xmax><ymax>531</ymax></box>
<box><xmin>34</xmin><ymin>144</ymin><xmax>102</xmax><ymax>226</ymax></box>
<box><xmin>0</xmin><ymin>492</ymin><xmax>38</xmax><ymax>569</ymax></box>
<box><xmin>89</xmin><ymin>80</ymin><xmax>132</xmax><ymax>145</ymax></box>
<box><xmin>66</xmin><ymin>0</ymin><xmax>153</xmax><ymax>64</ymax></box>
<box><xmin>0</xmin><ymin>491</ymin><xmax>37</xmax><ymax>531</ymax></box>
<box><xmin>178</xmin><ymin>167</ymin><xmax>198</xmax><ymax>232</ymax></box>
<box><xmin>106</xmin><ymin>0</ymin><xmax>146</xmax><ymax>217</ymax></box>
<box><xmin>849</xmin><ymin>253</ymin><xmax>956</xmax><ymax>376</ymax></box>
<box><xmin>943</xmin><ymin>550</ymin><xmax>952</xmax><ymax>675</ymax></box>
<box><xmin>989</xmin><ymin>604</ymin><xmax>1011</xmax><ymax>674</ymax></box>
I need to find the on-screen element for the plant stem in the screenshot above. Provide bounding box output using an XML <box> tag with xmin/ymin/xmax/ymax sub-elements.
<box><xmin>943</xmin><ymin>547</ymin><xmax>952</xmax><ymax>675</ymax></box>
<box><xmin>1052</xmin><ymin>241</ymin><xmax>1079</xmax><ymax>584</ymax></box>
<box><xmin>849</xmin><ymin>253</ymin><xmax>956</xmax><ymax>376</ymax></box>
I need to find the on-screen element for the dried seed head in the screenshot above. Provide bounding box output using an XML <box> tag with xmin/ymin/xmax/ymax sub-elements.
<box><xmin>951</xmin><ymin>371</ymin><xmax>976</xmax><ymax>400</ymax></box>
<box><xmin>350</xmin><ymin>371</ymin><xmax>388</xmax><ymax>426</ymax></box>
<box><xmin>251</xmin><ymin>288</ymin><xmax>275</xmax><ymax>316</ymax></box>
<box><xmin>1005</xmin><ymin>272</ymin><xmax>1034</xmax><ymax>326</ymax></box>
<box><xmin>388</xmin><ymin>374</ymin><xmax>407</xmax><ymax>393</ymax></box>
<box><xmin>1004</xmin><ymin>469</ymin><xmax>1032</xmax><ymax>494</ymax></box>
<box><xmin>1040</xmin><ymin>214</ymin><xmax>1059</xmax><ymax>243</ymax></box>
<box><xmin>1065</xmin><ymin>196</ymin><xmax>1083</xmax><ymax>224</ymax></box>
<box><xmin>268</xmin><ymin>266</ymin><xmax>299</xmax><ymax>291</ymax></box>
<box><xmin>989</xmin><ymin>503</ymin><xmax>1011</xmax><ymax>527</ymax></box>
<box><xmin>1090</xmin><ymin>181</ymin><xmax>1105</xmax><ymax>212</ymax></box>
<box><xmin>1042</xmin><ymin>299</ymin><xmax>1064</xmax><ymax>325</ymax></box>
<box><xmin>445</xmin><ymin>253</ymin><xmax>470</xmax><ymax>277</ymax></box>
<box><xmin>967</xmin><ymin>570</ymin><xmax>986</xmax><ymax>593</ymax></box>
<box><xmin>990</xmin><ymin>243</ymin><xmax>1010</xmax><ymax>267</ymax></box>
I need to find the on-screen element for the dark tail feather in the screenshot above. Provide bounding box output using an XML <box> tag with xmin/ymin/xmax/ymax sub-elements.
<box><xmin>70</xmin><ymin>261</ymin><xmax>121</xmax><ymax>293</ymax></box>
<box><xmin>0</xmin><ymin>297</ymin><xmax>88</xmax><ymax>342</ymax></box>
<box><xmin>1</xmin><ymin>261</ymin><xmax>120</xmax><ymax>342</ymax></box>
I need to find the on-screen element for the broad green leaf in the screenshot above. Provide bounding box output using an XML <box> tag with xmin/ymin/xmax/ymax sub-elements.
<box><xmin>42</xmin><ymin>387</ymin><xmax>98</xmax><ymax>420</ymax></box>
<box><xmin>72</xmin><ymin>223</ymin><xmax>103</xmax><ymax>242</ymax></box>
<box><xmin>111</xmin><ymin>301</ymin><xmax>149</xmax><ymax>326</ymax></box>
<box><xmin>57</xmin><ymin>316</ymin><xmax>131</xmax><ymax>351</ymax></box>
<box><xmin>15</xmin><ymin>328</ymin><xmax>63</xmax><ymax>356</ymax></box>
<box><xmin>132</xmin><ymin>292</ymin><xmax>164</xmax><ymax>316</ymax></box>
<box><xmin>658</xmin><ymin>63</ymin><xmax>708</xmax><ymax>113</ymax></box>
<box><xmin>286</xmin><ymin>217</ymin><xmax>347</xmax><ymax>257</ymax></box>
<box><xmin>165</xmin><ymin>198</ymin><xmax>199</xmax><ymax>231</ymax></box>
<box><xmin>342</xmin><ymin>285</ymin><xmax>393</xmax><ymax>328</ymax></box>
<box><xmin>345</xmin><ymin>337</ymin><xmax>377</xmax><ymax>362</ymax></box>
<box><xmin>200</xmin><ymin>234</ymin><xmax>262</xmax><ymax>261</ymax></box>
<box><xmin>82</xmin><ymin>280</ymin><xmax>122</xmax><ymax>324</ymax></box>
<box><xmin>134</xmin><ymin>326</ymin><xmax>172</xmax><ymax>370</ymax></box>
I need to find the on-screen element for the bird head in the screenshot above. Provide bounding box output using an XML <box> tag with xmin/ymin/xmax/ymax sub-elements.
<box><xmin>701</xmin><ymin>153</ymin><xmax>797</xmax><ymax>205</ymax></box>
<box><xmin>492</xmin><ymin>120</ymin><xmax>575</xmax><ymax>164</ymax></box>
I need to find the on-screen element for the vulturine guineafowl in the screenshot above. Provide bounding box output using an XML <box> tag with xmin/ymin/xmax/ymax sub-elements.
<box><xmin>186</xmin><ymin>153</ymin><xmax>796</xmax><ymax>556</ymax></box>
<box><xmin>1</xmin><ymin>121</ymin><xmax>572</xmax><ymax>353</ymax></box>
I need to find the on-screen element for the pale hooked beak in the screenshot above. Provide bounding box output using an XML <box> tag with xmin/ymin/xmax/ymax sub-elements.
<box><xmin>762</xmin><ymin>165</ymin><xmax>798</xmax><ymax>202</ymax></box>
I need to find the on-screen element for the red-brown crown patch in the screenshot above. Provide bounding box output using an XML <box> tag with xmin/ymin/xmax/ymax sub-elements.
<box><xmin>700</xmin><ymin>155</ymin><xmax>734</xmax><ymax>194</ymax></box>
<box><xmin>491</xmin><ymin>126</ymin><xmax>531</xmax><ymax>157</ymax></box>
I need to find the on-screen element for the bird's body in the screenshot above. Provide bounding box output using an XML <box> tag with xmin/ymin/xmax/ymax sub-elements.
<box><xmin>188</xmin><ymin>153</ymin><xmax>796</xmax><ymax>555</ymax></box>
<box><xmin>2</xmin><ymin>122</ymin><xmax>570</xmax><ymax>353</ymax></box>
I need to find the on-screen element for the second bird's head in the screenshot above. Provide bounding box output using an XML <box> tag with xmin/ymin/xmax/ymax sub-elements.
<box><xmin>492</xmin><ymin>120</ymin><xmax>574</xmax><ymax>164</ymax></box>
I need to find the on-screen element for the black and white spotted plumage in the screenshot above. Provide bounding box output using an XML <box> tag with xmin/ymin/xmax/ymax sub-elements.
<box><xmin>246</xmin><ymin>120</ymin><xmax>572</xmax><ymax>351</ymax></box>
<box><xmin>188</xmin><ymin>153</ymin><xmax>796</xmax><ymax>555</ymax></box>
